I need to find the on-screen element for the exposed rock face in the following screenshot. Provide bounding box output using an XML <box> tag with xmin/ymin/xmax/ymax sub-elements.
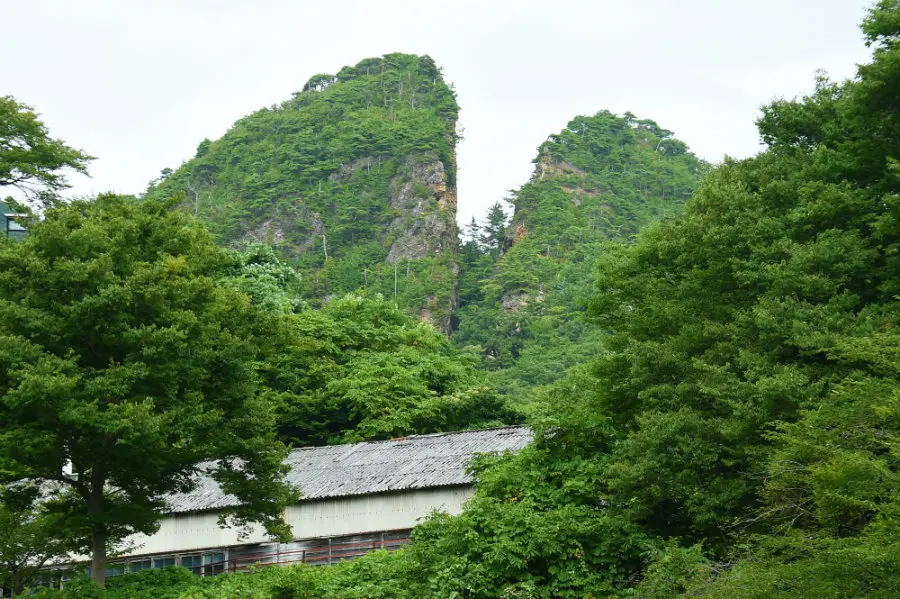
<box><xmin>501</xmin><ymin>291</ymin><xmax>529</xmax><ymax>311</ymax></box>
<box><xmin>500</xmin><ymin>286</ymin><xmax>544</xmax><ymax>312</ymax></box>
<box><xmin>244</xmin><ymin>203</ymin><xmax>325</xmax><ymax>256</ymax></box>
<box><xmin>387</xmin><ymin>160</ymin><xmax>458</xmax><ymax>264</ymax></box>
<box><xmin>383</xmin><ymin>158</ymin><xmax>460</xmax><ymax>335</ymax></box>
<box><xmin>535</xmin><ymin>151</ymin><xmax>587</xmax><ymax>181</ymax></box>
<box><xmin>245</xmin><ymin>217</ymin><xmax>287</xmax><ymax>245</ymax></box>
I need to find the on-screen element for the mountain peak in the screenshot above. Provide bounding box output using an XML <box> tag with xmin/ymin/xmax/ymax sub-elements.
<box><xmin>148</xmin><ymin>53</ymin><xmax>461</xmax><ymax>331</ymax></box>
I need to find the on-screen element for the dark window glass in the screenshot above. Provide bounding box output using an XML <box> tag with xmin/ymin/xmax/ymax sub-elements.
<box><xmin>203</xmin><ymin>552</ymin><xmax>226</xmax><ymax>575</ymax></box>
<box><xmin>152</xmin><ymin>557</ymin><xmax>176</xmax><ymax>569</ymax></box>
<box><xmin>33</xmin><ymin>575</ymin><xmax>56</xmax><ymax>588</ymax></box>
<box><xmin>130</xmin><ymin>560</ymin><xmax>152</xmax><ymax>573</ymax></box>
<box><xmin>181</xmin><ymin>555</ymin><xmax>202</xmax><ymax>575</ymax></box>
<box><xmin>105</xmin><ymin>564</ymin><xmax>125</xmax><ymax>577</ymax></box>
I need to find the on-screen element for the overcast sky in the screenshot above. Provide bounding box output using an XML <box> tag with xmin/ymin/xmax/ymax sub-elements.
<box><xmin>2</xmin><ymin>0</ymin><xmax>874</xmax><ymax>224</ymax></box>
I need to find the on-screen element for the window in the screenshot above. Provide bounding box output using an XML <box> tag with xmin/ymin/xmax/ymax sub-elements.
<box><xmin>6</xmin><ymin>218</ymin><xmax>25</xmax><ymax>232</ymax></box>
<box><xmin>180</xmin><ymin>554</ymin><xmax>203</xmax><ymax>575</ymax></box>
<box><xmin>104</xmin><ymin>564</ymin><xmax>125</xmax><ymax>578</ymax></box>
<box><xmin>32</xmin><ymin>574</ymin><xmax>57</xmax><ymax>589</ymax></box>
<box><xmin>203</xmin><ymin>552</ymin><xmax>226</xmax><ymax>576</ymax></box>
<box><xmin>152</xmin><ymin>557</ymin><xmax>176</xmax><ymax>569</ymax></box>
<box><xmin>130</xmin><ymin>560</ymin><xmax>151</xmax><ymax>573</ymax></box>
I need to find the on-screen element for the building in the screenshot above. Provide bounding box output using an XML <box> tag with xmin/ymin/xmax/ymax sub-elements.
<box><xmin>0</xmin><ymin>200</ymin><xmax>28</xmax><ymax>241</ymax></box>
<box><xmin>4</xmin><ymin>426</ymin><xmax>530</xmax><ymax>595</ymax></box>
<box><xmin>108</xmin><ymin>426</ymin><xmax>531</xmax><ymax>576</ymax></box>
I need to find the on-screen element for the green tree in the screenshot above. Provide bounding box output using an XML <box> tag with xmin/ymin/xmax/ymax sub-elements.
<box><xmin>0</xmin><ymin>486</ymin><xmax>72</xmax><ymax>596</ymax></box>
<box><xmin>478</xmin><ymin>202</ymin><xmax>509</xmax><ymax>256</ymax></box>
<box><xmin>224</xmin><ymin>243</ymin><xmax>304</xmax><ymax>314</ymax></box>
<box><xmin>0</xmin><ymin>96</ymin><xmax>93</xmax><ymax>202</ymax></box>
<box><xmin>576</xmin><ymin>0</ymin><xmax>900</xmax><ymax>549</ymax></box>
<box><xmin>0</xmin><ymin>196</ymin><xmax>296</xmax><ymax>587</ymax></box>
<box><xmin>461</xmin><ymin>216</ymin><xmax>480</xmax><ymax>246</ymax></box>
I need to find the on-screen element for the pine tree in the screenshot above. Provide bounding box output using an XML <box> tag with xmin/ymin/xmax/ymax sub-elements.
<box><xmin>479</xmin><ymin>202</ymin><xmax>509</xmax><ymax>256</ymax></box>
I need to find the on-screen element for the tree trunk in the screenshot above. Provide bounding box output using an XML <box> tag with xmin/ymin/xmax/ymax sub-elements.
<box><xmin>90</xmin><ymin>522</ymin><xmax>107</xmax><ymax>587</ymax></box>
<box><xmin>87</xmin><ymin>474</ymin><xmax>107</xmax><ymax>588</ymax></box>
<box><xmin>12</xmin><ymin>569</ymin><xmax>25</xmax><ymax>597</ymax></box>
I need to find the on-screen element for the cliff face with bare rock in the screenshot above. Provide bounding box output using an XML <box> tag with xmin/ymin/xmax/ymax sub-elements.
<box><xmin>388</xmin><ymin>160</ymin><xmax>458</xmax><ymax>255</ymax></box>
<box><xmin>148</xmin><ymin>53</ymin><xmax>461</xmax><ymax>331</ymax></box>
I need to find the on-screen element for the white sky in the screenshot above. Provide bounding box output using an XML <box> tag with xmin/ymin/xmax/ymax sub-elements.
<box><xmin>2</xmin><ymin>0</ymin><xmax>874</xmax><ymax>224</ymax></box>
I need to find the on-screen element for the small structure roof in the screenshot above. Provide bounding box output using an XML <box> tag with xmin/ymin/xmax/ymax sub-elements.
<box><xmin>165</xmin><ymin>426</ymin><xmax>532</xmax><ymax>514</ymax></box>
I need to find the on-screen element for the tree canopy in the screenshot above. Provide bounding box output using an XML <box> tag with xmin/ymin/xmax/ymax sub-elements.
<box><xmin>386</xmin><ymin>2</ymin><xmax>900</xmax><ymax>596</ymax></box>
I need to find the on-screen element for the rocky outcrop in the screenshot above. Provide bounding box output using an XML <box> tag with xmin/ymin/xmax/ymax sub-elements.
<box><xmin>384</xmin><ymin>158</ymin><xmax>460</xmax><ymax>335</ymax></box>
<box><xmin>387</xmin><ymin>160</ymin><xmax>458</xmax><ymax>263</ymax></box>
<box><xmin>244</xmin><ymin>203</ymin><xmax>325</xmax><ymax>257</ymax></box>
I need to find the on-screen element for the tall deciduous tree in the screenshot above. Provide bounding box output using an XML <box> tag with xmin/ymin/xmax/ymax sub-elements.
<box><xmin>0</xmin><ymin>96</ymin><xmax>93</xmax><ymax>201</ymax></box>
<box><xmin>0</xmin><ymin>196</ymin><xmax>296</xmax><ymax>587</ymax></box>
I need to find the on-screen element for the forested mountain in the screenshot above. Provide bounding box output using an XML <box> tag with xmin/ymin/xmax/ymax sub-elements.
<box><xmin>454</xmin><ymin>111</ymin><xmax>707</xmax><ymax>400</ymax></box>
<box><xmin>145</xmin><ymin>55</ymin><xmax>701</xmax><ymax>351</ymax></box>
<box><xmin>147</xmin><ymin>53</ymin><xmax>461</xmax><ymax>331</ymax></box>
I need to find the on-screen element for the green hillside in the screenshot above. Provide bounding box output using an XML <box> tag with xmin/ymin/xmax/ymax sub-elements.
<box><xmin>148</xmin><ymin>53</ymin><xmax>461</xmax><ymax>331</ymax></box>
<box><xmin>454</xmin><ymin>111</ymin><xmax>708</xmax><ymax>400</ymax></box>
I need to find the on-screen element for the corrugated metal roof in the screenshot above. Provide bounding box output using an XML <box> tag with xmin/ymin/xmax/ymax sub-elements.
<box><xmin>165</xmin><ymin>426</ymin><xmax>532</xmax><ymax>514</ymax></box>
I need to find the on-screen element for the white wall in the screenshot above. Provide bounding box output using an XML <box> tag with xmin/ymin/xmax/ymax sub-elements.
<box><xmin>125</xmin><ymin>486</ymin><xmax>473</xmax><ymax>557</ymax></box>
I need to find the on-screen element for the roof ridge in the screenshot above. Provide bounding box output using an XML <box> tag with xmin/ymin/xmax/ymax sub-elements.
<box><xmin>405</xmin><ymin>425</ymin><xmax>529</xmax><ymax>440</ymax></box>
<box><xmin>288</xmin><ymin>426</ymin><xmax>531</xmax><ymax>456</ymax></box>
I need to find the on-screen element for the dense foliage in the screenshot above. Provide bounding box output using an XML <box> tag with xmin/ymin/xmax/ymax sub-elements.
<box><xmin>204</xmin><ymin>242</ymin><xmax>518</xmax><ymax>445</ymax></box>
<box><xmin>382</xmin><ymin>2</ymin><xmax>899</xmax><ymax>596</ymax></box>
<box><xmin>148</xmin><ymin>53</ymin><xmax>461</xmax><ymax>330</ymax></box>
<box><xmin>99</xmin><ymin>3</ymin><xmax>894</xmax><ymax>597</ymax></box>
<box><xmin>269</xmin><ymin>294</ymin><xmax>519</xmax><ymax>446</ymax></box>
<box><xmin>0</xmin><ymin>485</ymin><xmax>72</xmax><ymax>596</ymax></box>
<box><xmin>0</xmin><ymin>195</ymin><xmax>513</xmax><ymax>593</ymax></box>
